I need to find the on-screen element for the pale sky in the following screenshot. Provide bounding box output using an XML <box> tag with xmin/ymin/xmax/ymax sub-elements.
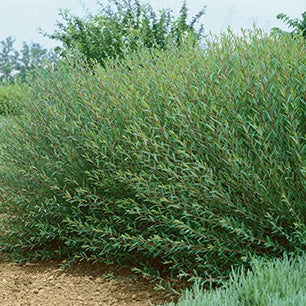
<box><xmin>0</xmin><ymin>0</ymin><xmax>305</xmax><ymax>50</ymax></box>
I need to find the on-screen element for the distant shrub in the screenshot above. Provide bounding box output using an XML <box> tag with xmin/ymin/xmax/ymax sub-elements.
<box><xmin>44</xmin><ymin>0</ymin><xmax>206</xmax><ymax>67</ymax></box>
<box><xmin>272</xmin><ymin>11</ymin><xmax>306</xmax><ymax>39</ymax></box>
<box><xmin>0</xmin><ymin>29</ymin><xmax>305</xmax><ymax>290</ymax></box>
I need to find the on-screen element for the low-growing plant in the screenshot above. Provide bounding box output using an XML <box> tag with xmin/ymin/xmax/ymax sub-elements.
<box><xmin>163</xmin><ymin>253</ymin><xmax>306</xmax><ymax>305</ymax></box>
<box><xmin>0</xmin><ymin>28</ymin><xmax>305</xmax><ymax>291</ymax></box>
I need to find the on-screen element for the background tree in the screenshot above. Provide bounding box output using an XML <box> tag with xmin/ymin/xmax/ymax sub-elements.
<box><xmin>272</xmin><ymin>11</ymin><xmax>306</xmax><ymax>39</ymax></box>
<box><xmin>0</xmin><ymin>37</ymin><xmax>53</xmax><ymax>84</ymax></box>
<box><xmin>0</xmin><ymin>37</ymin><xmax>55</xmax><ymax>115</ymax></box>
<box><xmin>16</xmin><ymin>41</ymin><xmax>49</xmax><ymax>82</ymax></box>
<box><xmin>0</xmin><ymin>37</ymin><xmax>19</xmax><ymax>83</ymax></box>
<box><xmin>43</xmin><ymin>0</ymin><xmax>206</xmax><ymax>66</ymax></box>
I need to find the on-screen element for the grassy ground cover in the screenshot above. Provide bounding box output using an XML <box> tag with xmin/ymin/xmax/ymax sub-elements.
<box><xmin>164</xmin><ymin>253</ymin><xmax>306</xmax><ymax>305</ymax></box>
<box><xmin>0</xmin><ymin>28</ymin><xmax>305</xmax><ymax>296</ymax></box>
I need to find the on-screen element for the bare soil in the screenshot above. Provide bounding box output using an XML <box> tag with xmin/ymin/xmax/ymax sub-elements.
<box><xmin>0</xmin><ymin>257</ymin><xmax>178</xmax><ymax>306</ymax></box>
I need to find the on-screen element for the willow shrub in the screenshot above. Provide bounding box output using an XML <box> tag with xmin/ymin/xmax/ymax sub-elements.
<box><xmin>0</xmin><ymin>29</ymin><xmax>305</xmax><ymax>290</ymax></box>
<box><xmin>0</xmin><ymin>83</ymin><xmax>23</xmax><ymax>115</ymax></box>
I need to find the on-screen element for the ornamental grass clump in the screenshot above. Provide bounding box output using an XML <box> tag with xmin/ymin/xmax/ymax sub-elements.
<box><xmin>0</xmin><ymin>28</ymin><xmax>305</xmax><ymax>289</ymax></box>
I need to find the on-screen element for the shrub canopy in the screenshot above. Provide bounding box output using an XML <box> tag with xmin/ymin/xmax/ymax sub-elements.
<box><xmin>43</xmin><ymin>0</ymin><xmax>206</xmax><ymax>66</ymax></box>
<box><xmin>0</xmin><ymin>29</ymin><xmax>305</xmax><ymax>289</ymax></box>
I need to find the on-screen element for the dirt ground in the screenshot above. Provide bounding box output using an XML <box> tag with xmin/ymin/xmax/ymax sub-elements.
<box><xmin>0</xmin><ymin>257</ymin><xmax>179</xmax><ymax>306</ymax></box>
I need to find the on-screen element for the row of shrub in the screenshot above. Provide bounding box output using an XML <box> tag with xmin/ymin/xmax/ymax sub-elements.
<box><xmin>0</xmin><ymin>28</ymin><xmax>305</xmax><ymax>291</ymax></box>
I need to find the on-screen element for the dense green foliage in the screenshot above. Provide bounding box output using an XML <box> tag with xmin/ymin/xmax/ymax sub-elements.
<box><xmin>164</xmin><ymin>253</ymin><xmax>306</xmax><ymax>305</ymax></box>
<box><xmin>272</xmin><ymin>11</ymin><xmax>306</xmax><ymax>39</ymax></box>
<box><xmin>44</xmin><ymin>0</ymin><xmax>206</xmax><ymax>66</ymax></box>
<box><xmin>0</xmin><ymin>83</ymin><xmax>24</xmax><ymax>115</ymax></box>
<box><xmin>0</xmin><ymin>29</ymin><xmax>305</xmax><ymax>290</ymax></box>
<box><xmin>0</xmin><ymin>85</ymin><xmax>12</xmax><ymax>115</ymax></box>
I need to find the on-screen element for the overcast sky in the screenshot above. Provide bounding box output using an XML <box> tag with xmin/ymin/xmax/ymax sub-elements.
<box><xmin>0</xmin><ymin>0</ymin><xmax>305</xmax><ymax>50</ymax></box>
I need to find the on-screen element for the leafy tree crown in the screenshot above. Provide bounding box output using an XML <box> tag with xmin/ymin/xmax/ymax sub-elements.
<box><xmin>42</xmin><ymin>0</ymin><xmax>206</xmax><ymax>66</ymax></box>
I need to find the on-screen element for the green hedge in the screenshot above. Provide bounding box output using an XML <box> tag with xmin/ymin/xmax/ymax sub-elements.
<box><xmin>0</xmin><ymin>28</ymin><xmax>305</xmax><ymax>290</ymax></box>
